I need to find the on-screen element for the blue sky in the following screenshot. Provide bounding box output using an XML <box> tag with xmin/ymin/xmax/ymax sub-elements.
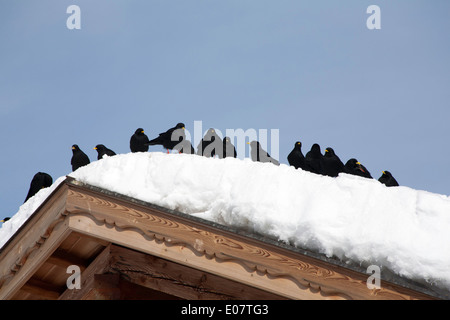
<box><xmin>1</xmin><ymin>1</ymin><xmax>449</xmax><ymax>219</ymax></box>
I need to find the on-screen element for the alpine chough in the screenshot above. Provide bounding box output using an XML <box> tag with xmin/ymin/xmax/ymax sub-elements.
<box><xmin>71</xmin><ymin>145</ymin><xmax>90</xmax><ymax>171</ymax></box>
<box><xmin>130</xmin><ymin>128</ymin><xmax>150</xmax><ymax>153</ymax></box>
<box><xmin>24</xmin><ymin>172</ymin><xmax>53</xmax><ymax>202</ymax></box>
<box><xmin>94</xmin><ymin>144</ymin><xmax>116</xmax><ymax>160</ymax></box>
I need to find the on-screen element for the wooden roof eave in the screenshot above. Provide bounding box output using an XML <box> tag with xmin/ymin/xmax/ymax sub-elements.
<box><xmin>0</xmin><ymin>177</ymin><xmax>443</xmax><ymax>300</ymax></box>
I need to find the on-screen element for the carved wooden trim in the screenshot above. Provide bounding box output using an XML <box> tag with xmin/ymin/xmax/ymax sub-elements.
<box><xmin>0</xmin><ymin>182</ymin><xmax>72</xmax><ymax>299</ymax></box>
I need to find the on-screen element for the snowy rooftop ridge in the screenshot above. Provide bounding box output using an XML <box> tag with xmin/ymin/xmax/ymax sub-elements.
<box><xmin>2</xmin><ymin>152</ymin><xmax>450</xmax><ymax>295</ymax></box>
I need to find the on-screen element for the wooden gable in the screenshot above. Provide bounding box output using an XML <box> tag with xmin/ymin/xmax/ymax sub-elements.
<box><xmin>0</xmin><ymin>177</ymin><xmax>439</xmax><ymax>300</ymax></box>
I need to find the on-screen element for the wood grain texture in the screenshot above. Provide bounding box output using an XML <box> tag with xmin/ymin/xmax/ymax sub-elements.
<box><xmin>107</xmin><ymin>244</ymin><xmax>286</xmax><ymax>300</ymax></box>
<box><xmin>58</xmin><ymin>244</ymin><xmax>111</xmax><ymax>300</ymax></box>
<box><xmin>0</xmin><ymin>183</ymin><xmax>72</xmax><ymax>299</ymax></box>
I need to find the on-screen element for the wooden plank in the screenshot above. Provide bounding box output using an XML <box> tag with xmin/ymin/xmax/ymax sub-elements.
<box><xmin>59</xmin><ymin>244</ymin><xmax>111</xmax><ymax>300</ymax></box>
<box><xmin>67</xmin><ymin>214</ymin><xmax>348</xmax><ymax>300</ymax></box>
<box><xmin>65</xmin><ymin>185</ymin><xmax>435</xmax><ymax>300</ymax></box>
<box><xmin>0</xmin><ymin>182</ymin><xmax>71</xmax><ymax>299</ymax></box>
<box><xmin>46</xmin><ymin>250</ymin><xmax>88</xmax><ymax>272</ymax></box>
<box><xmin>19</xmin><ymin>277</ymin><xmax>62</xmax><ymax>300</ymax></box>
<box><xmin>108</xmin><ymin>244</ymin><xmax>286</xmax><ymax>300</ymax></box>
<box><xmin>1</xmin><ymin>223</ymin><xmax>72</xmax><ymax>300</ymax></box>
<box><xmin>81</xmin><ymin>273</ymin><xmax>182</xmax><ymax>300</ymax></box>
<box><xmin>81</xmin><ymin>274</ymin><xmax>122</xmax><ymax>300</ymax></box>
<box><xmin>56</xmin><ymin>232</ymin><xmax>109</xmax><ymax>259</ymax></box>
<box><xmin>116</xmin><ymin>277</ymin><xmax>181</xmax><ymax>300</ymax></box>
<box><xmin>0</xmin><ymin>221</ymin><xmax>72</xmax><ymax>300</ymax></box>
<box><xmin>70</xmin><ymin>215</ymin><xmax>312</xmax><ymax>299</ymax></box>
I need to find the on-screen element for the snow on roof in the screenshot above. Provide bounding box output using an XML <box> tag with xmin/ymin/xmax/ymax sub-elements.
<box><xmin>1</xmin><ymin>152</ymin><xmax>450</xmax><ymax>294</ymax></box>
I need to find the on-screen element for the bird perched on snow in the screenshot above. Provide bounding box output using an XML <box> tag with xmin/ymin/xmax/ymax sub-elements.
<box><xmin>378</xmin><ymin>171</ymin><xmax>399</xmax><ymax>187</ymax></box>
<box><xmin>221</xmin><ymin>137</ymin><xmax>237</xmax><ymax>159</ymax></box>
<box><xmin>197</xmin><ymin>128</ymin><xmax>222</xmax><ymax>158</ymax></box>
<box><xmin>94</xmin><ymin>144</ymin><xmax>116</xmax><ymax>160</ymax></box>
<box><xmin>322</xmin><ymin>147</ymin><xmax>345</xmax><ymax>177</ymax></box>
<box><xmin>71</xmin><ymin>145</ymin><xmax>90</xmax><ymax>171</ymax></box>
<box><xmin>304</xmin><ymin>143</ymin><xmax>324</xmax><ymax>175</ymax></box>
<box><xmin>247</xmin><ymin>141</ymin><xmax>280</xmax><ymax>165</ymax></box>
<box><xmin>287</xmin><ymin>141</ymin><xmax>306</xmax><ymax>170</ymax></box>
<box><xmin>146</xmin><ymin>123</ymin><xmax>186</xmax><ymax>152</ymax></box>
<box><xmin>344</xmin><ymin>158</ymin><xmax>372</xmax><ymax>179</ymax></box>
<box><xmin>0</xmin><ymin>217</ymin><xmax>10</xmax><ymax>224</ymax></box>
<box><xmin>130</xmin><ymin>128</ymin><xmax>150</xmax><ymax>153</ymax></box>
<box><xmin>24</xmin><ymin>172</ymin><xmax>53</xmax><ymax>202</ymax></box>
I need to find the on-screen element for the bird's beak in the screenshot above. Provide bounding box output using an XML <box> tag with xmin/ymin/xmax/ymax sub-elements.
<box><xmin>325</xmin><ymin>149</ymin><xmax>329</xmax><ymax>153</ymax></box>
<box><xmin>0</xmin><ymin>220</ymin><xmax>5</xmax><ymax>223</ymax></box>
<box><xmin>246</xmin><ymin>142</ymin><xmax>250</xmax><ymax>145</ymax></box>
<box><xmin>141</xmin><ymin>130</ymin><xmax>144</xmax><ymax>133</ymax></box>
<box><xmin>356</xmin><ymin>162</ymin><xmax>361</xmax><ymax>165</ymax></box>
<box><xmin>72</xmin><ymin>147</ymin><xmax>75</xmax><ymax>150</ymax></box>
<box><xmin>182</xmin><ymin>127</ymin><xmax>185</xmax><ymax>130</ymax></box>
<box><xmin>93</xmin><ymin>147</ymin><xmax>97</xmax><ymax>150</ymax></box>
<box><xmin>382</xmin><ymin>171</ymin><xmax>386</xmax><ymax>174</ymax></box>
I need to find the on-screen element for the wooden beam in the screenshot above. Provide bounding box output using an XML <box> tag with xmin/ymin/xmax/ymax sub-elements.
<box><xmin>108</xmin><ymin>245</ymin><xmax>286</xmax><ymax>300</ymax></box>
<box><xmin>19</xmin><ymin>277</ymin><xmax>62</xmax><ymax>300</ymax></box>
<box><xmin>46</xmin><ymin>250</ymin><xmax>88</xmax><ymax>272</ymax></box>
<box><xmin>82</xmin><ymin>274</ymin><xmax>122</xmax><ymax>300</ymax></box>
<box><xmin>68</xmin><ymin>214</ymin><xmax>321</xmax><ymax>299</ymax></box>
<box><xmin>116</xmin><ymin>276</ymin><xmax>181</xmax><ymax>300</ymax></box>
<box><xmin>59</xmin><ymin>244</ymin><xmax>111</xmax><ymax>300</ymax></box>
<box><xmin>80</xmin><ymin>273</ymin><xmax>183</xmax><ymax>300</ymax></box>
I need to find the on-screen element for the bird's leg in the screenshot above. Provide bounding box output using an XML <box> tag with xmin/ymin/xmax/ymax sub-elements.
<box><xmin>167</xmin><ymin>149</ymin><xmax>169</xmax><ymax>154</ymax></box>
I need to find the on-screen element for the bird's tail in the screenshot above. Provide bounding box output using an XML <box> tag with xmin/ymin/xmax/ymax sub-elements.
<box><xmin>145</xmin><ymin>137</ymin><xmax>161</xmax><ymax>146</ymax></box>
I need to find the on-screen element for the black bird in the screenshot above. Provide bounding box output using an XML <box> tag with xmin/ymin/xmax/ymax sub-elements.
<box><xmin>247</xmin><ymin>141</ymin><xmax>280</xmax><ymax>165</ymax></box>
<box><xmin>71</xmin><ymin>145</ymin><xmax>90</xmax><ymax>171</ymax></box>
<box><xmin>322</xmin><ymin>147</ymin><xmax>345</xmax><ymax>177</ymax></box>
<box><xmin>287</xmin><ymin>141</ymin><xmax>306</xmax><ymax>170</ymax></box>
<box><xmin>1</xmin><ymin>217</ymin><xmax>10</xmax><ymax>223</ymax></box>
<box><xmin>344</xmin><ymin>158</ymin><xmax>373</xmax><ymax>178</ymax></box>
<box><xmin>378</xmin><ymin>171</ymin><xmax>399</xmax><ymax>187</ymax></box>
<box><xmin>221</xmin><ymin>137</ymin><xmax>237</xmax><ymax>159</ymax></box>
<box><xmin>94</xmin><ymin>144</ymin><xmax>116</xmax><ymax>160</ymax></box>
<box><xmin>130</xmin><ymin>128</ymin><xmax>150</xmax><ymax>153</ymax></box>
<box><xmin>304</xmin><ymin>143</ymin><xmax>324</xmax><ymax>174</ymax></box>
<box><xmin>197</xmin><ymin>128</ymin><xmax>222</xmax><ymax>158</ymax></box>
<box><xmin>146</xmin><ymin>123</ymin><xmax>186</xmax><ymax>152</ymax></box>
<box><xmin>24</xmin><ymin>172</ymin><xmax>53</xmax><ymax>202</ymax></box>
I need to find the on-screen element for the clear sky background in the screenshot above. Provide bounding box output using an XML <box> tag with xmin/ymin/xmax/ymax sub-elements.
<box><xmin>1</xmin><ymin>1</ymin><xmax>449</xmax><ymax>219</ymax></box>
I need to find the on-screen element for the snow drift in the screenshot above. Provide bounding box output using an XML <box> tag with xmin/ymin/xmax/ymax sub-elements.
<box><xmin>1</xmin><ymin>152</ymin><xmax>450</xmax><ymax>294</ymax></box>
